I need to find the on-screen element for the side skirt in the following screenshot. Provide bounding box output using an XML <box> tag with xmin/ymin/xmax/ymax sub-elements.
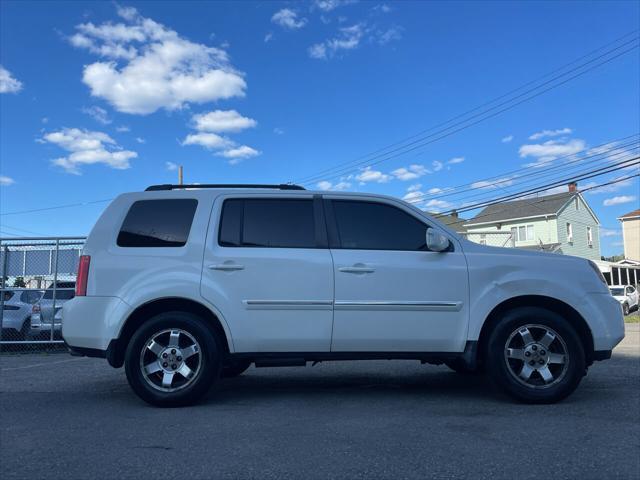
<box><xmin>228</xmin><ymin>341</ymin><xmax>478</xmax><ymax>369</ymax></box>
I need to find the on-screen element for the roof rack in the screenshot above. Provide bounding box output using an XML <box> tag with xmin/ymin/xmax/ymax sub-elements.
<box><xmin>145</xmin><ymin>183</ymin><xmax>306</xmax><ymax>192</ymax></box>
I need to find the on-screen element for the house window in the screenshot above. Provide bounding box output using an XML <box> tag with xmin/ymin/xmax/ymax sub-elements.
<box><xmin>566</xmin><ymin>223</ymin><xmax>573</xmax><ymax>243</ymax></box>
<box><xmin>587</xmin><ymin>226</ymin><xmax>593</xmax><ymax>247</ymax></box>
<box><xmin>512</xmin><ymin>225</ymin><xmax>535</xmax><ymax>242</ymax></box>
<box><xmin>480</xmin><ymin>234</ymin><xmax>487</xmax><ymax>245</ymax></box>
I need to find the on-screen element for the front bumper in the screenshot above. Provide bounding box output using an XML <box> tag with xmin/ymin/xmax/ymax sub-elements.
<box><xmin>587</xmin><ymin>292</ymin><xmax>625</xmax><ymax>352</ymax></box>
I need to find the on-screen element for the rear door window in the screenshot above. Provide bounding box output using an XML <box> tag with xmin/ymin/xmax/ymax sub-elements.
<box><xmin>117</xmin><ymin>199</ymin><xmax>198</xmax><ymax>247</ymax></box>
<box><xmin>219</xmin><ymin>199</ymin><xmax>316</xmax><ymax>248</ymax></box>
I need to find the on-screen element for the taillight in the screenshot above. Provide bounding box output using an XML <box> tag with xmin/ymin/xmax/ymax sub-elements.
<box><xmin>32</xmin><ymin>304</ymin><xmax>41</xmax><ymax>314</ymax></box>
<box><xmin>76</xmin><ymin>255</ymin><xmax>91</xmax><ymax>296</ymax></box>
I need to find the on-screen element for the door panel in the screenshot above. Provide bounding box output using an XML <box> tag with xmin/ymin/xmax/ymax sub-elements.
<box><xmin>326</xmin><ymin>197</ymin><xmax>469</xmax><ymax>352</ymax></box>
<box><xmin>201</xmin><ymin>195</ymin><xmax>334</xmax><ymax>352</ymax></box>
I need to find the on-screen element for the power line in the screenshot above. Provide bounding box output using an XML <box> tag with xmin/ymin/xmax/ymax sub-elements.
<box><xmin>432</xmin><ymin>157</ymin><xmax>639</xmax><ymax>214</ymax></box>
<box><xmin>296</xmin><ymin>30</ymin><xmax>638</xmax><ymax>185</ymax></box>
<box><xmin>440</xmin><ymin>174</ymin><xmax>639</xmax><ymax>232</ymax></box>
<box><xmin>404</xmin><ymin>135</ymin><xmax>639</xmax><ymax>205</ymax></box>
<box><xmin>297</xmin><ymin>37</ymin><xmax>639</xmax><ymax>186</ymax></box>
<box><xmin>0</xmin><ymin>198</ymin><xmax>113</xmax><ymax>217</ymax></box>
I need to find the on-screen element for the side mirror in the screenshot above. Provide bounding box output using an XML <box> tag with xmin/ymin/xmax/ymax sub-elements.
<box><xmin>426</xmin><ymin>229</ymin><xmax>451</xmax><ymax>252</ymax></box>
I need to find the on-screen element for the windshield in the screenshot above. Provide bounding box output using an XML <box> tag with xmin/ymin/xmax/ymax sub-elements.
<box><xmin>43</xmin><ymin>283</ymin><xmax>75</xmax><ymax>300</ymax></box>
<box><xmin>610</xmin><ymin>288</ymin><xmax>625</xmax><ymax>296</ymax></box>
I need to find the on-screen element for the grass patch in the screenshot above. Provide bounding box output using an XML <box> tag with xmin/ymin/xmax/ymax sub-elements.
<box><xmin>625</xmin><ymin>312</ymin><xmax>640</xmax><ymax>323</ymax></box>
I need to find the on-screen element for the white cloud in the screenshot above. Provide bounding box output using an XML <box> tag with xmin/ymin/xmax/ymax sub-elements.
<box><xmin>41</xmin><ymin>128</ymin><xmax>137</xmax><ymax>174</ymax></box>
<box><xmin>218</xmin><ymin>145</ymin><xmax>261</xmax><ymax>164</ymax></box>
<box><xmin>375</xmin><ymin>26</ymin><xmax>402</xmax><ymax>45</ymax></box>
<box><xmin>448</xmin><ymin>157</ymin><xmax>464</xmax><ymax>164</ymax></box>
<box><xmin>264</xmin><ymin>32</ymin><xmax>273</xmax><ymax>43</ymax></box>
<box><xmin>308</xmin><ymin>24</ymin><xmax>364</xmax><ymax>59</ymax></box>
<box><xmin>600</xmin><ymin>228</ymin><xmax>621</xmax><ymax>237</ymax></box>
<box><xmin>308</xmin><ymin>43</ymin><xmax>328</xmax><ymax>59</ymax></box>
<box><xmin>115</xmin><ymin>125</ymin><xmax>130</xmax><ymax>132</ymax></box>
<box><xmin>273</xmin><ymin>127</ymin><xmax>284</xmax><ymax>135</ymax></box>
<box><xmin>402</xmin><ymin>191</ymin><xmax>423</xmax><ymax>202</ymax></box>
<box><xmin>182</xmin><ymin>132</ymin><xmax>232</xmax><ymax>150</ymax></box>
<box><xmin>529</xmin><ymin>128</ymin><xmax>572</xmax><ymax>140</ymax></box>
<box><xmin>407</xmin><ymin>183</ymin><xmax>421</xmax><ymax>192</ymax></box>
<box><xmin>135</xmin><ymin>137</ymin><xmax>145</xmax><ymax>144</ymax></box>
<box><xmin>501</xmin><ymin>135</ymin><xmax>513</xmax><ymax>143</ymax></box>
<box><xmin>316</xmin><ymin>180</ymin><xmax>351</xmax><ymax>191</ymax></box>
<box><xmin>519</xmin><ymin>139</ymin><xmax>586</xmax><ymax>166</ymax></box>
<box><xmin>432</xmin><ymin>160</ymin><xmax>444</xmax><ymax>172</ymax></box>
<box><xmin>471</xmin><ymin>176</ymin><xmax>515</xmax><ymax>189</ymax></box>
<box><xmin>70</xmin><ymin>8</ymin><xmax>247</xmax><ymax>114</ymax></box>
<box><xmin>116</xmin><ymin>5</ymin><xmax>139</xmax><ymax>21</ymax></box>
<box><xmin>82</xmin><ymin>105</ymin><xmax>111</xmax><ymax>124</ymax></box>
<box><xmin>192</xmin><ymin>109</ymin><xmax>256</xmax><ymax>133</ymax></box>
<box><xmin>372</xmin><ymin>4</ymin><xmax>392</xmax><ymax>14</ymax></box>
<box><xmin>0</xmin><ymin>66</ymin><xmax>23</xmax><ymax>94</ymax></box>
<box><xmin>356</xmin><ymin>166</ymin><xmax>392</xmax><ymax>183</ymax></box>
<box><xmin>424</xmin><ymin>199</ymin><xmax>454</xmax><ymax>212</ymax></box>
<box><xmin>272</xmin><ymin>9</ymin><xmax>307</xmax><ymax>30</ymax></box>
<box><xmin>314</xmin><ymin>0</ymin><xmax>355</xmax><ymax>12</ymax></box>
<box><xmin>392</xmin><ymin>164</ymin><xmax>429</xmax><ymax>180</ymax></box>
<box><xmin>0</xmin><ymin>175</ymin><xmax>15</xmax><ymax>186</ymax></box>
<box><xmin>165</xmin><ymin>161</ymin><xmax>178</xmax><ymax>171</ymax></box>
<box><xmin>603</xmin><ymin>195</ymin><xmax>637</xmax><ymax>207</ymax></box>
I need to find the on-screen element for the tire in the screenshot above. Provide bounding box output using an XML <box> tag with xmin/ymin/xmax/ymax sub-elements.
<box><xmin>19</xmin><ymin>320</ymin><xmax>30</xmax><ymax>341</ymax></box>
<box><xmin>444</xmin><ymin>358</ymin><xmax>479</xmax><ymax>374</ymax></box>
<box><xmin>124</xmin><ymin>311</ymin><xmax>221</xmax><ymax>407</ymax></box>
<box><xmin>221</xmin><ymin>359</ymin><xmax>252</xmax><ymax>378</ymax></box>
<box><xmin>622</xmin><ymin>303</ymin><xmax>630</xmax><ymax>316</ymax></box>
<box><xmin>486</xmin><ymin>307</ymin><xmax>586</xmax><ymax>404</ymax></box>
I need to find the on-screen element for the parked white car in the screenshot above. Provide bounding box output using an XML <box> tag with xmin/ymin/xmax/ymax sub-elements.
<box><xmin>63</xmin><ymin>184</ymin><xmax>624</xmax><ymax>407</ymax></box>
<box><xmin>609</xmin><ymin>285</ymin><xmax>639</xmax><ymax>316</ymax></box>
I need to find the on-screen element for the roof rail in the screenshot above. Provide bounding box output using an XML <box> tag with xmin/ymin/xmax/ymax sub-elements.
<box><xmin>145</xmin><ymin>183</ymin><xmax>306</xmax><ymax>192</ymax></box>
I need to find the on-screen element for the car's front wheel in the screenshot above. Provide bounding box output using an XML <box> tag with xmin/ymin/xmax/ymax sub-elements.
<box><xmin>124</xmin><ymin>312</ymin><xmax>221</xmax><ymax>407</ymax></box>
<box><xmin>486</xmin><ymin>307</ymin><xmax>585</xmax><ymax>404</ymax></box>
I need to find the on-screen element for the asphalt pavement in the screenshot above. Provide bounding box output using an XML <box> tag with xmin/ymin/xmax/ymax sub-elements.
<box><xmin>1</xmin><ymin>323</ymin><xmax>639</xmax><ymax>480</ymax></box>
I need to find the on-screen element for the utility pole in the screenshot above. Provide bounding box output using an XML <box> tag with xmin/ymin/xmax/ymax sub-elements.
<box><xmin>178</xmin><ymin>165</ymin><xmax>183</xmax><ymax>185</ymax></box>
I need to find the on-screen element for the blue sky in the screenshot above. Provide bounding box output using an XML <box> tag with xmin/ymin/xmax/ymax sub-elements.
<box><xmin>0</xmin><ymin>0</ymin><xmax>638</xmax><ymax>256</ymax></box>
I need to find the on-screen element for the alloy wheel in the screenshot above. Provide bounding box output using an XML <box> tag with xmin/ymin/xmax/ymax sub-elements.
<box><xmin>503</xmin><ymin>324</ymin><xmax>569</xmax><ymax>389</ymax></box>
<box><xmin>139</xmin><ymin>329</ymin><xmax>202</xmax><ymax>393</ymax></box>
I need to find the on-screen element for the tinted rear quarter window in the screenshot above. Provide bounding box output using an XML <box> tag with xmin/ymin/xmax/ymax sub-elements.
<box><xmin>118</xmin><ymin>199</ymin><xmax>198</xmax><ymax>247</ymax></box>
<box><xmin>332</xmin><ymin>200</ymin><xmax>427</xmax><ymax>251</ymax></box>
<box><xmin>219</xmin><ymin>199</ymin><xmax>316</xmax><ymax>248</ymax></box>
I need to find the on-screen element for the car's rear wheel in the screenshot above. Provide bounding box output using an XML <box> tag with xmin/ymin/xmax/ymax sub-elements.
<box><xmin>221</xmin><ymin>359</ymin><xmax>252</xmax><ymax>378</ymax></box>
<box><xmin>486</xmin><ymin>307</ymin><xmax>585</xmax><ymax>404</ymax></box>
<box><xmin>124</xmin><ymin>312</ymin><xmax>221</xmax><ymax>407</ymax></box>
<box><xmin>622</xmin><ymin>303</ymin><xmax>630</xmax><ymax>316</ymax></box>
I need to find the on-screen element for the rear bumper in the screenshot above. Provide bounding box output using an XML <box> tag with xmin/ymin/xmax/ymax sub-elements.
<box><xmin>62</xmin><ymin>296</ymin><xmax>129</xmax><ymax>351</ymax></box>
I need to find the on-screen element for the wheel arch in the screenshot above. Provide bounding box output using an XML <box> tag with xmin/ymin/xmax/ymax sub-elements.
<box><xmin>108</xmin><ymin>297</ymin><xmax>231</xmax><ymax>368</ymax></box>
<box><xmin>476</xmin><ymin>295</ymin><xmax>595</xmax><ymax>367</ymax></box>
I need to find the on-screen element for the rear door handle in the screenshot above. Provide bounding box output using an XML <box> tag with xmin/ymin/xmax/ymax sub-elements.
<box><xmin>338</xmin><ymin>266</ymin><xmax>375</xmax><ymax>274</ymax></box>
<box><xmin>208</xmin><ymin>263</ymin><xmax>245</xmax><ymax>271</ymax></box>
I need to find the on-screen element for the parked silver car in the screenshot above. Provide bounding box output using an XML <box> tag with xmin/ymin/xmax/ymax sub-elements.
<box><xmin>30</xmin><ymin>282</ymin><xmax>75</xmax><ymax>339</ymax></box>
<box><xmin>1</xmin><ymin>289</ymin><xmax>44</xmax><ymax>340</ymax></box>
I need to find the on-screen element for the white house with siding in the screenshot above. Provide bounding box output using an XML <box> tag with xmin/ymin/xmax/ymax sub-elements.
<box><xmin>464</xmin><ymin>183</ymin><xmax>601</xmax><ymax>261</ymax></box>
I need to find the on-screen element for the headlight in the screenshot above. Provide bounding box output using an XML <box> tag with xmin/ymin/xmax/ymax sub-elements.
<box><xmin>588</xmin><ymin>260</ymin><xmax>608</xmax><ymax>285</ymax></box>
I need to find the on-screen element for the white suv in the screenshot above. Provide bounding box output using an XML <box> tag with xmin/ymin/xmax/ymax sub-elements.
<box><xmin>62</xmin><ymin>184</ymin><xmax>624</xmax><ymax>406</ymax></box>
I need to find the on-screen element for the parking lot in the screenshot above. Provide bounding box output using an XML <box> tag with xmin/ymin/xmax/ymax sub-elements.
<box><xmin>1</xmin><ymin>322</ymin><xmax>638</xmax><ymax>480</ymax></box>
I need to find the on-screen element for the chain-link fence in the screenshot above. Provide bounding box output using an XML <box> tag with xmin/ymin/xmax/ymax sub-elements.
<box><xmin>0</xmin><ymin>236</ymin><xmax>86</xmax><ymax>352</ymax></box>
<box><xmin>460</xmin><ymin>231</ymin><xmax>515</xmax><ymax>247</ymax></box>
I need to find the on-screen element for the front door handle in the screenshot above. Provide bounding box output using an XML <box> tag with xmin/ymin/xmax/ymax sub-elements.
<box><xmin>338</xmin><ymin>266</ymin><xmax>375</xmax><ymax>274</ymax></box>
<box><xmin>208</xmin><ymin>263</ymin><xmax>245</xmax><ymax>271</ymax></box>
